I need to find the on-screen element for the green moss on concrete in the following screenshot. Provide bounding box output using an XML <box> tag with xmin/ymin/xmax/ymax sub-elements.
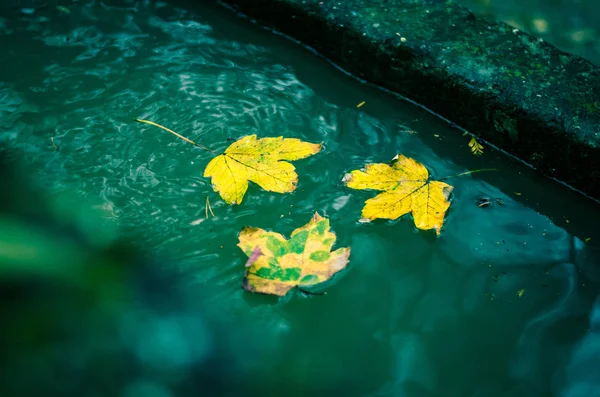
<box><xmin>219</xmin><ymin>0</ymin><xmax>600</xmax><ymax>200</ymax></box>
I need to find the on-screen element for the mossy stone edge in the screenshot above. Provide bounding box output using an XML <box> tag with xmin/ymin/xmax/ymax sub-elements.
<box><xmin>218</xmin><ymin>0</ymin><xmax>600</xmax><ymax>200</ymax></box>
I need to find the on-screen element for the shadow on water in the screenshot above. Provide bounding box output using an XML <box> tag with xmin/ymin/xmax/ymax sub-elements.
<box><xmin>1</xmin><ymin>1</ymin><xmax>600</xmax><ymax>396</ymax></box>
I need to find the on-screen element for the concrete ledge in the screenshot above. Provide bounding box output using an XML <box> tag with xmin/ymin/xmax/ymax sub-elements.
<box><xmin>218</xmin><ymin>0</ymin><xmax>600</xmax><ymax>200</ymax></box>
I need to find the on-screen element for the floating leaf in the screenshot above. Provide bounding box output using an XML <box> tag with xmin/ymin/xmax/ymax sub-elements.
<box><xmin>205</xmin><ymin>135</ymin><xmax>321</xmax><ymax>204</ymax></box>
<box><xmin>343</xmin><ymin>154</ymin><xmax>453</xmax><ymax>235</ymax></box>
<box><xmin>238</xmin><ymin>213</ymin><xmax>350</xmax><ymax>296</ymax></box>
<box><xmin>469</xmin><ymin>137</ymin><xmax>484</xmax><ymax>155</ymax></box>
<box><xmin>517</xmin><ymin>289</ymin><xmax>525</xmax><ymax>297</ymax></box>
<box><xmin>134</xmin><ymin>120</ymin><xmax>320</xmax><ymax>204</ymax></box>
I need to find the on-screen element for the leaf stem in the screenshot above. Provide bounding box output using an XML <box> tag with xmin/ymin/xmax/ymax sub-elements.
<box><xmin>134</xmin><ymin>118</ymin><xmax>215</xmax><ymax>153</ymax></box>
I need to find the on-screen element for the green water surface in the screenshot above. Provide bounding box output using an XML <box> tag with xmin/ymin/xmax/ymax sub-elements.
<box><xmin>1</xmin><ymin>1</ymin><xmax>600</xmax><ymax>396</ymax></box>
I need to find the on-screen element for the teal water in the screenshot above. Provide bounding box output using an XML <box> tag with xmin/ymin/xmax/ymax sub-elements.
<box><xmin>457</xmin><ymin>0</ymin><xmax>600</xmax><ymax>65</ymax></box>
<box><xmin>1</xmin><ymin>1</ymin><xmax>600</xmax><ymax>396</ymax></box>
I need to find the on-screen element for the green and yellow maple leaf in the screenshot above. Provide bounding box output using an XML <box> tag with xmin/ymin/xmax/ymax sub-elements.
<box><xmin>343</xmin><ymin>154</ymin><xmax>453</xmax><ymax>235</ymax></box>
<box><xmin>205</xmin><ymin>135</ymin><xmax>321</xmax><ymax>204</ymax></box>
<box><xmin>237</xmin><ymin>213</ymin><xmax>350</xmax><ymax>296</ymax></box>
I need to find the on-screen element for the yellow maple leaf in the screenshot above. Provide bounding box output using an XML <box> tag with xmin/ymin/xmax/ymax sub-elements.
<box><xmin>469</xmin><ymin>136</ymin><xmax>484</xmax><ymax>155</ymax></box>
<box><xmin>343</xmin><ymin>155</ymin><xmax>454</xmax><ymax>235</ymax></box>
<box><xmin>133</xmin><ymin>119</ymin><xmax>321</xmax><ymax>205</ymax></box>
<box><xmin>204</xmin><ymin>135</ymin><xmax>321</xmax><ymax>204</ymax></box>
<box><xmin>238</xmin><ymin>213</ymin><xmax>350</xmax><ymax>296</ymax></box>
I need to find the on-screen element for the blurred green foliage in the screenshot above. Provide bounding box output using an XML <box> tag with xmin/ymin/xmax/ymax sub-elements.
<box><xmin>0</xmin><ymin>152</ymin><xmax>255</xmax><ymax>397</ymax></box>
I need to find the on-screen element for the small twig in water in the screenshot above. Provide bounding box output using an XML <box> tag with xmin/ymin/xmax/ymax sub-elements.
<box><xmin>134</xmin><ymin>118</ymin><xmax>215</xmax><ymax>153</ymax></box>
<box><xmin>206</xmin><ymin>196</ymin><xmax>215</xmax><ymax>217</ymax></box>
<box><xmin>50</xmin><ymin>136</ymin><xmax>58</xmax><ymax>150</ymax></box>
<box><xmin>441</xmin><ymin>168</ymin><xmax>498</xmax><ymax>181</ymax></box>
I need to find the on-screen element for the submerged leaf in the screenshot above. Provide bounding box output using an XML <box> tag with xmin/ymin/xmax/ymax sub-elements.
<box><xmin>343</xmin><ymin>155</ymin><xmax>453</xmax><ymax>235</ymax></box>
<box><xmin>237</xmin><ymin>213</ymin><xmax>350</xmax><ymax>296</ymax></box>
<box><xmin>56</xmin><ymin>5</ymin><xmax>71</xmax><ymax>14</ymax></box>
<box><xmin>204</xmin><ymin>135</ymin><xmax>321</xmax><ymax>204</ymax></box>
